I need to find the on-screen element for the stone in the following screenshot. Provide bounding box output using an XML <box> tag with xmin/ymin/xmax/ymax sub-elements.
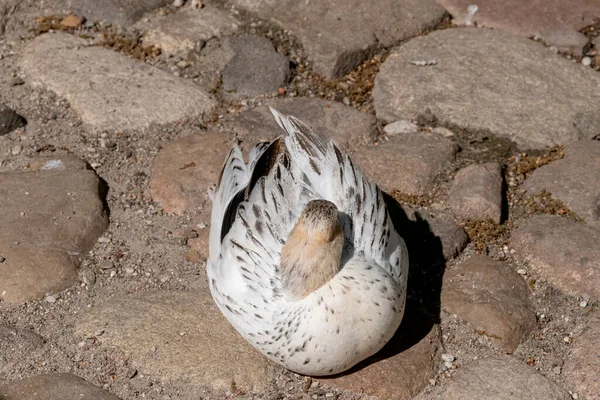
<box><xmin>322</xmin><ymin>320</ymin><xmax>442</xmax><ymax>400</ymax></box>
<box><xmin>448</xmin><ymin>163</ymin><xmax>503</xmax><ymax>223</ymax></box>
<box><xmin>221</xmin><ymin>35</ymin><xmax>290</xmax><ymax>98</ymax></box>
<box><xmin>229</xmin><ymin>0</ymin><xmax>446</xmax><ymax>78</ymax></box>
<box><xmin>28</xmin><ymin>154</ymin><xmax>91</xmax><ymax>171</ymax></box>
<box><xmin>383</xmin><ymin>120</ymin><xmax>419</xmax><ymax>136</ymax></box>
<box><xmin>0</xmin><ymin>169</ymin><xmax>108</xmax><ymax>304</ymax></box>
<box><xmin>149</xmin><ymin>131</ymin><xmax>231</xmax><ymax>215</ymax></box>
<box><xmin>64</xmin><ymin>0</ymin><xmax>171</xmax><ymax>26</ymax></box>
<box><xmin>415</xmin><ymin>355</ymin><xmax>571</xmax><ymax>400</ymax></box>
<box><xmin>0</xmin><ymin>104</ymin><xmax>25</xmax><ymax>135</ymax></box>
<box><xmin>0</xmin><ymin>326</ymin><xmax>45</xmax><ymax>379</ymax></box>
<box><xmin>223</xmin><ymin>97</ymin><xmax>376</xmax><ymax>151</ymax></box>
<box><xmin>441</xmin><ymin>255</ymin><xmax>537</xmax><ymax>352</ymax></box>
<box><xmin>19</xmin><ymin>33</ymin><xmax>215</xmax><ymax>132</ymax></box>
<box><xmin>563</xmin><ymin>313</ymin><xmax>600</xmax><ymax>400</ymax></box>
<box><xmin>373</xmin><ymin>28</ymin><xmax>600</xmax><ymax>150</ymax></box>
<box><xmin>522</xmin><ymin>141</ymin><xmax>600</xmax><ymax>228</ymax></box>
<box><xmin>0</xmin><ymin>373</ymin><xmax>121</xmax><ymax>400</ymax></box>
<box><xmin>134</xmin><ymin>5</ymin><xmax>239</xmax><ymax>57</ymax></box>
<box><xmin>510</xmin><ymin>215</ymin><xmax>600</xmax><ymax>298</ymax></box>
<box><xmin>434</xmin><ymin>0</ymin><xmax>600</xmax><ymax>55</ymax></box>
<box><xmin>539</xmin><ymin>29</ymin><xmax>589</xmax><ymax>56</ymax></box>
<box><xmin>351</xmin><ymin>131</ymin><xmax>458</xmax><ymax>195</ymax></box>
<box><xmin>75</xmin><ymin>290</ymin><xmax>276</xmax><ymax>393</ymax></box>
<box><xmin>187</xmin><ymin>228</ymin><xmax>209</xmax><ymax>260</ymax></box>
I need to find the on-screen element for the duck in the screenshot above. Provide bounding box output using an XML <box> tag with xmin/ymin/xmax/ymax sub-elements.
<box><xmin>207</xmin><ymin>108</ymin><xmax>409</xmax><ymax>376</ymax></box>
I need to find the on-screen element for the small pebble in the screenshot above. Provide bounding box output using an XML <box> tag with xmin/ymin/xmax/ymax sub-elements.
<box><xmin>582</xmin><ymin>57</ymin><xmax>592</xmax><ymax>66</ymax></box>
<box><xmin>77</xmin><ymin>341</ymin><xmax>86</xmax><ymax>348</ymax></box>
<box><xmin>579</xmin><ymin>300</ymin><xmax>588</xmax><ymax>308</ymax></box>
<box><xmin>109</xmin><ymin>270</ymin><xmax>116</xmax><ymax>278</ymax></box>
<box><xmin>0</xmin><ymin>256</ymin><xmax>5</xmax><ymax>263</ymax></box>
<box><xmin>342</xmin><ymin>96</ymin><xmax>350</xmax><ymax>106</ymax></box>
<box><xmin>384</xmin><ymin>120</ymin><xmax>418</xmax><ymax>136</ymax></box>
<box><xmin>97</xmin><ymin>237</ymin><xmax>110</xmax><ymax>243</ymax></box>
<box><xmin>125</xmin><ymin>267</ymin><xmax>135</xmax><ymax>274</ymax></box>
<box><xmin>517</xmin><ymin>268</ymin><xmax>527</xmax><ymax>275</ymax></box>
<box><xmin>45</xmin><ymin>295</ymin><xmax>57</xmax><ymax>303</ymax></box>
<box><xmin>553</xmin><ymin>366</ymin><xmax>562</xmax><ymax>374</ymax></box>
<box><xmin>99</xmin><ymin>260</ymin><xmax>114</xmax><ymax>269</ymax></box>
<box><xmin>11</xmin><ymin>145</ymin><xmax>23</xmax><ymax>155</ymax></box>
<box><xmin>441</xmin><ymin>353</ymin><xmax>455</xmax><ymax>363</ymax></box>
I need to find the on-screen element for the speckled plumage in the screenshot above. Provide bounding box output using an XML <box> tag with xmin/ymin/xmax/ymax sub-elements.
<box><xmin>207</xmin><ymin>108</ymin><xmax>409</xmax><ymax>376</ymax></box>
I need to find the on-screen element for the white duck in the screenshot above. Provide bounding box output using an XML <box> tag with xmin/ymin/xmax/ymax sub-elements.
<box><xmin>207</xmin><ymin>108</ymin><xmax>408</xmax><ymax>376</ymax></box>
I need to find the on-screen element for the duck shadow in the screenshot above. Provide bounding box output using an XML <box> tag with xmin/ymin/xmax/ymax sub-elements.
<box><xmin>329</xmin><ymin>192</ymin><xmax>446</xmax><ymax>376</ymax></box>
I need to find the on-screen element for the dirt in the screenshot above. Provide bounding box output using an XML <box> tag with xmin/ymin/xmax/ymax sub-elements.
<box><xmin>0</xmin><ymin>1</ymin><xmax>596</xmax><ymax>399</ymax></box>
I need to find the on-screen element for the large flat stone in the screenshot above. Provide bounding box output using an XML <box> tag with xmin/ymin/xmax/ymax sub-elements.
<box><xmin>149</xmin><ymin>131</ymin><xmax>231</xmax><ymax>215</ymax></box>
<box><xmin>223</xmin><ymin>97</ymin><xmax>376</xmax><ymax>151</ymax></box>
<box><xmin>75</xmin><ymin>290</ymin><xmax>276</xmax><ymax>393</ymax></box>
<box><xmin>415</xmin><ymin>355</ymin><xmax>571</xmax><ymax>400</ymax></box>
<box><xmin>0</xmin><ymin>169</ymin><xmax>108</xmax><ymax>304</ymax></box>
<box><xmin>64</xmin><ymin>0</ymin><xmax>170</xmax><ymax>26</ymax></box>
<box><xmin>19</xmin><ymin>33</ymin><xmax>215</xmax><ymax>132</ymax></box>
<box><xmin>322</xmin><ymin>320</ymin><xmax>442</xmax><ymax>400</ymax></box>
<box><xmin>563</xmin><ymin>313</ymin><xmax>600</xmax><ymax>400</ymax></box>
<box><xmin>351</xmin><ymin>131</ymin><xmax>458</xmax><ymax>195</ymax></box>
<box><xmin>510</xmin><ymin>215</ymin><xmax>600</xmax><ymax>298</ymax></box>
<box><xmin>373</xmin><ymin>28</ymin><xmax>600</xmax><ymax>150</ymax></box>
<box><xmin>523</xmin><ymin>141</ymin><xmax>600</xmax><ymax>228</ymax></box>
<box><xmin>434</xmin><ymin>0</ymin><xmax>600</xmax><ymax>55</ymax></box>
<box><xmin>0</xmin><ymin>373</ymin><xmax>121</xmax><ymax>400</ymax></box>
<box><xmin>449</xmin><ymin>163</ymin><xmax>503</xmax><ymax>223</ymax></box>
<box><xmin>134</xmin><ymin>5</ymin><xmax>239</xmax><ymax>57</ymax></box>
<box><xmin>230</xmin><ymin>0</ymin><xmax>446</xmax><ymax>78</ymax></box>
<box><xmin>441</xmin><ymin>255</ymin><xmax>537</xmax><ymax>352</ymax></box>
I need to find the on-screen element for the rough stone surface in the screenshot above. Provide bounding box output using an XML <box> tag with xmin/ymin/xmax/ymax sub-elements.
<box><xmin>511</xmin><ymin>215</ymin><xmax>600</xmax><ymax>298</ymax></box>
<box><xmin>415</xmin><ymin>355</ymin><xmax>571</xmax><ymax>400</ymax></box>
<box><xmin>149</xmin><ymin>132</ymin><xmax>230</xmax><ymax>215</ymax></box>
<box><xmin>27</xmin><ymin>154</ymin><xmax>91</xmax><ymax>171</ymax></box>
<box><xmin>0</xmin><ymin>326</ymin><xmax>45</xmax><ymax>380</ymax></box>
<box><xmin>223</xmin><ymin>97</ymin><xmax>376</xmax><ymax>151</ymax></box>
<box><xmin>563</xmin><ymin>313</ymin><xmax>600</xmax><ymax>400</ymax></box>
<box><xmin>221</xmin><ymin>35</ymin><xmax>290</xmax><ymax>98</ymax></box>
<box><xmin>0</xmin><ymin>104</ymin><xmax>25</xmax><ymax>135</ymax></box>
<box><xmin>383</xmin><ymin>120</ymin><xmax>419</xmax><ymax>136</ymax></box>
<box><xmin>323</xmin><ymin>324</ymin><xmax>442</xmax><ymax>400</ymax></box>
<box><xmin>64</xmin><ymin>0</ymin><xmax>170</xmax><ymax>26</ymax></box>
<box><xmin>0</xmin><ymin>169</ymin><xmax>108</xmax><ymax>304</ymax></box>
<box><xmin>448</xmin><ymin>163</ymin><xmax>503</xmax><ymax>223</ymax></box>
<box><xmin>0</xmin><ymin>373</ymin><xmax>121</xmax><ymax>400</ymax></box>
<box><xmin>523</xmin><ymin>141</ymin><xmax>600</xmax><ymax>228</ymax></box>
<box><xmin>229</xmin><ymin>0</ymin><xmax>446</xmax><ymax>78</ymax></box>
<box><xmin>434</xmin><ymin>0</ymin><xmax>600</xmax><ymax>55</ymax></box>
<box><xmin>441</xmin><ymin>254</ymin><xmax>537</xmax><ymax>352</ymax></box>
<box><xmin>19</xmin><ymin>33</ymin><xmax>215</xmax><ymax>132</ymax></box>
<box><xmin>351</xmin><ymin>131</ymin><xmax>458</xmax><ymax>195</ymax></box>
<box><xmin>75</xmin><ymin>290</ymin><xmax>276</xmax><ymax>393</ymax></box>
<box><xmin>135</xmin><ymin>5</ymin><xmax>239</xmax><ymax>57</ymax></box>
<box><xmin>373</xmin><ymin>28</ymin><xmax>600</xmax><ymax>150</ymax></box>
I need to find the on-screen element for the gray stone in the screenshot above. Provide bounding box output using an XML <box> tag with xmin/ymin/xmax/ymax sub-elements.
<box><xmin>75</xmin><ymin>290</ymin><xmax>276</xmax><ymax>393</ymax></box>
<box><xmin>223</xmin><ymin>97</ymin><xmax>376</xmax><ymax>151</ymax></box>
<box><xmin>510</xmin><ymin>215</ymin><xmax>600</xmax><ymax>298</ymax></box>
<box><xmin>0</xmin><ymin>373</ymin><xmax>121</xmax><ymax>400</ymax></box>
<box><xmin>563</xmin><ymin>313</ymin><xmax>600</xmax><ymax>400</ymax></box>
<box><xmin>434</xmin><ymin>0</ymin><xmax>600</xmax><ymax>55</ymax></box>
<box><xmin>149</xmin><ymin>131</ymin><xmax>231</xmax><ymax>215</ymax></box>
<box><xmin>415</xmin><ymin>355</ymin><xmax>571</xmax><ymax>400</ymax></box>
<box><xmin>134</xmin><ymin>5</ymin><xmax>239</xmax><ymax>57</ymax></box>
<box><xmin>221</xmin><ymin>35</ymin><xmax>290</xmax><ymax>98</ymax></box>
<box><xmin>0</xmin><ymin>104</ymin><xmax>25</xmax><ymax>136</ymax></box>
<box><xmin>441</xmin><ymin>255</ymin><xmax>537</xmax><ymax>352</ymax></box>
<box><xmin>351</xmin><ymin>131</ymin><xmax>458</xmax><ymax>195</ymax></box>
<box><xmin>373</xmin><ymin>28</ymin><xmax>600</xmax><ymax>150</ymax></box>
<box><xmin>539</xmin><ymin>29</ymin><xmax>589</xmax><ymax>56</ymax></box>
<box><xmin>0</xmin><ymin>325</ymin><xmax>45</xmax><ymax>379</ymax></box>
<box><xmin>64</xmin><ymin>0</ymin><xmax>171</xmax><ymax>26</ymax></box>
<box><xmin>384</xmin><ymin>120</ymin><xmax>419</xmax><ymax>136</ymax></box>
<box><xmin>229</xmin><ymin>0</ymin><xmax>446</xmax><ymax>78</ymax></box>
<box><xmin>449</xmin><ymin>163</ymin><xmax>503</xmax><ymax>223</ymax></box>
<box><xmin>0</xmin><ymin>169</ymin><xmax>108</xmax><ymax>304</ymax></box>
<box><xmin>19</xmin><ymin>33</ymin><xmax>215</xmax><ymax>132</ymax></box>
<box><xmin>523</xmin><ymin>141</ymin><xmax>600</xmax><ymax>228</ymax></box>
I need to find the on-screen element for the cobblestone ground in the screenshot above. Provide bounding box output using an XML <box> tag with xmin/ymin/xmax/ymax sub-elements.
<box><xmin>0</xmin><ymin>0</ymin><xmax>599</xmax><ymax>399</ymax></box>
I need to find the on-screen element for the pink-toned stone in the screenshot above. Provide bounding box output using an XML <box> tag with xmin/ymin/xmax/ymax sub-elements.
<box><xmin>448</xmin><ymin>163</ymin><xmax>503</xmax><ymax>223</ymax></box>
<box><xmin>523</xmin><ymin>141</ymin><xmax>600</xmax><ymax>229</ymax></box>
<box><xmin>563</xmin><ymin>313</ymin><xmax>600</xmax><ymax>400</ymax></box>
<box><xmin>149</xmin><ymin>132</ymin><xmax>231</xmax><ymax>215</ymax></box>
<box><xmin>0</xmin><ymin>373</ymin><xmax>121</xmax><ymax>400</ymax></box>
<box><xmin>510</xmin><ymin>214</ymin><xmax>600</xmax><ymax>298</ymax></box>
<box><xmin>441</xmin><ymin>255</ymin><xmax>536</xmax><ymax>352</ymax></box>
<box><xmin>351</xmin><ymin>131</ymin><xmax>458</xmax><ymax>195</ymax></box>
<box><xmin>435</xmin><ymin>0</ymin><xmax>600</xmax><ymax>54</ymax></box>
